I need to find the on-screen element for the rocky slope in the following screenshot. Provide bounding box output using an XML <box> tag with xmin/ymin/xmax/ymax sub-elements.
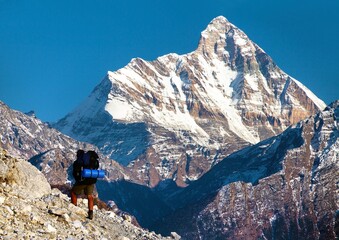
<box><xmin>55</xmin><ymin>16</ymin><xmax>326</xmax><ymax>187</ymax></box>
<box><xmin>0</xmin><ymin>100</ymin><xmax>128</xmax><ymax>186</ymax></box>
<box><xmin>153</xmin><ymin>101</ymin><xmax>339</xmax><ymax>239</ymax></box>
<box><xmin>0</xmin><ymin>100</ymin><xmax>172</xmax><ymax>233</ymax></box>
<box><xmin>0</xmin><ymin>147</ymin><xmax>180</xmax><ymax>240</ymax></box>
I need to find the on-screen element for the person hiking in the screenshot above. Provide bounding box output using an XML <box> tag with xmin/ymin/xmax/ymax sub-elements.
<box><xmin>71</xmin><ymin>149</ymin><xmax>99</xmax><ymax>220</ymax></box>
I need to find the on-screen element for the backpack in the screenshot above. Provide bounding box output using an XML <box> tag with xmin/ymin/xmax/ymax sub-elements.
<box><xmin>72</xmin><ymin>150</ymin><xmax>100</xmax><ymax>184</ymax></box>
<box><xmin>83</xmin><ymin>150</ymin><xmax>99</xmax><ymax>170</ymax></box>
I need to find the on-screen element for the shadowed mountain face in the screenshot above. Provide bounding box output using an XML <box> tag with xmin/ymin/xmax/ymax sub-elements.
<box><xmin>54</xmin><ymin>16</ymin><xmax>325</xmax><ymax>187</ymax></box>
<box><xmin>152</xmin><ymin>101</ymin><xmax>339</xmax><ymax>239</ymax></box>
<box><xmin>96</xmin><ymin>125</ymin><xmax>304</xmax><ymax>229</ymax></box>
<box><xmin>96</xmin><ymin>180</ymin><xmax>173</xmax><ymax>228</ymax></box>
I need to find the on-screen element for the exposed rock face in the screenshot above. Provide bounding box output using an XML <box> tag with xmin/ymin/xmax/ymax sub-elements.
<box><xmin>0</xmin><ymin>147</ymin><xmax>51</xmax><ymax>199</ymax></box>
<box><xmin>0</xmin><ymin>147</ymin><xmax>179</xmax><ymax>239</ymax></box>
<box><xmin>0</xmin><ymin>101</ymin><xmax>128</xmax><ymax>186</ymax></box>
<box><xmin>55</xmin><ymin>16</ymin><xmax>325</xmax><ymax>187</ymax></box>
<box><xmin>153</xmin><ymin>101</ymin><xmax>339</xmax><ymax>239</ymax></box>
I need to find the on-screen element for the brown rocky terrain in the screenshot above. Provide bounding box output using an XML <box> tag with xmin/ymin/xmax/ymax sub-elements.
<box><xmin>0</xmin><ymin>100</ymin><xmax>128</xmax><ymax>187</ymax></box>
<box><xmin>153</xmin><ymin>101</ymin><xmax>339</xmax><ymax>239</ymax></box>
<box><xmin>0</xmin><ymin>147</ymin><xmax>180</xmax><ymax>239</ymax></box>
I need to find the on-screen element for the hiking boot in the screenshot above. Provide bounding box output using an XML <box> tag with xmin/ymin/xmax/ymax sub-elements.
<box><xmin>88</xmin><ymin>210</ymin><xmax>93</xmax><ymax>220</ymax></box>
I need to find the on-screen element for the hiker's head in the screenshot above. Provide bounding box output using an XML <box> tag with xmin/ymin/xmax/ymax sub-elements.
<box><xmin>77</xmin><ymin>149</ymin><xmax>85</xmax><ymax>159</ymax></box>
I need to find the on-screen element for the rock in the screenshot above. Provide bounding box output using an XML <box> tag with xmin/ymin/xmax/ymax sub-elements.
<box><xmin>118</xmin><ymin>237</ymin><xmax>130</xmax><ymax>240</ymax></box>
<box><xmin>62</xmin><ymin>213</ymin><xmax>71</xmax><ymax>223</ymax></box>
<box><xmin>82</xmin><ymin>198</ymin><xmax>88</xmax><ymax>205</ymax></box>
<box><xmin>170</xmin><ymin>232</ymin><xmax>181</xmax><ymax>240</ymax></box>
<box><xmin>68</xmin><ymin>203</ymin><xmax>87</xmax><ymax>218</ymax></box>
<box><xmin>45</xmin><ymin>223</ymin><xmax>57</xmax><ymax>233</ymax></box>
<box><xmin>30</xmin><ymin>212</ymin><xmax>45</xmax><ymax>225</ymax></box>
<box><xmin>107</xmin><ymin>211</ymin><xmax>117</xmax><ymax>219</ymax></box>
<box><xmin>4</xmin><ymin>206</ymin><xmax>14</xmax><ymax>215</ymax></box>
<box><xmin>48</xmin><ymin>207</ymin><xmax>67</xmax><ymax>216</ymax></box>
<box><xmin>0</xmin><ymin>159</ymin><xmax>9</xmax><ymax>179</ymax></box>
<box><xmin>4</xmin><ymin>156</ymin><xmax>51</xmax><ymax>199</ymax></box>
<box><xmin>20</xmin><ymin>205</ymin><xmax>32</xmax><ymax>216</ymax></box>
<box><xmin>73</xmin><ymin>220</ymin><xmax>82</xmax><ymax>229</ymax></box>
<box><xmin>122</xmin><ymin>213</ymin><xmax>132</xmax><ymax>223</ymax></box>
<box><xmin>51</xmin><ymin>188</ymin><xmax>65</xmax><ymax>198</ymax></box>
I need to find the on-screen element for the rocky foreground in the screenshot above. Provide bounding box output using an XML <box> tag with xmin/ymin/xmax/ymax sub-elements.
<box><xmin>0</xmin><ymin>148</ymin><xmax>180</xmax><ymax>240</ymax></box>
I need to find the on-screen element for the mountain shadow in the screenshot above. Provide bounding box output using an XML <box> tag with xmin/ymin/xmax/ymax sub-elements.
<box><xmin>150</xmin><ymin>125</ymin><xmax>305</xmax><ymax>237</ymax></box>
<box><xmin>96</xmin><ymin>125</ymin><xmax>304</xmax><ymax>235</ymax></box>
<box><xmin>96</xmin><ymin>179</ymin><xmax>173</xmax><ymax>229</ymax></box>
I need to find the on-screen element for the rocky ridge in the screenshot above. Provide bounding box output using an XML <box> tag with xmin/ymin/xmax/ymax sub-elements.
<box><xmin>55</xmin><ymin>16</ymin><xmax>326</xmax><ymax>187</ymax></box>
<box><xmin>0</xmin><ymin>100</ymin><xmax>129</xmax><ymax>187</ymax></box>
<box><xmin>0</xmin><ymin>147</ymin><xmax>179</xmax><ymax>240</ymax></box>
<box><xmin>153</xmin><ymin>101</ymin><xmax>339</xmax><ymax>239</ymax></box>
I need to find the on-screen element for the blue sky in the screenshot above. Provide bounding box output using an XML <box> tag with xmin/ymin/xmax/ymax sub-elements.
<box><xmin>0</xmin><ymin>0</ymin><xmax>338</xmax><ymax>122</ymax></box>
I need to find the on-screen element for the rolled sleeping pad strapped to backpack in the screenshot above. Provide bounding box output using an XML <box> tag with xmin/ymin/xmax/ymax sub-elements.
<box><xmin>82</xmin><ymin>169</ymin><xmax>105</xmax><ymax>178</ymax></box>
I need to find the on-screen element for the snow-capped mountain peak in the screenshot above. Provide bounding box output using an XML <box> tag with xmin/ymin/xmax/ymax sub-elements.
<box><xmin>55</xmin><ymin>16</ymin><xmax>326</xmax><ymax>187</ymax></box>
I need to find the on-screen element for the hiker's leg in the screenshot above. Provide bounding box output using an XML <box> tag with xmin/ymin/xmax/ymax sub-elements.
<box><xmin>84</xmin><ymin>184</ymin><xmax>95</xmax><ymax>219</ymax></box>
<box><xmin>71</xmin><ymin>191</ymin><xmax>77</xmax><ymax>206</ymax></box>
<box><xmin>84</xmin><ymin>184</ymin><xmax>95</xmax><ymax>211</ymax></box>
<box><xmin>87</xmin><ymin>194</ymin><xmax>94</xmax><ymax>220</ymax></box>
<box><xmin>88</xmin><ymin>194</ymin><xmax>94</xmax><ymax>211</ymax></box>
<box><xmin>71</xmin><ymin>184</ymin><xmax>83</xmax><ymax>206</ymax></box>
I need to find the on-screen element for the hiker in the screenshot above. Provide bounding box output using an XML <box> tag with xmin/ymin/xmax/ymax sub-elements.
<box><xmin>71</xmin><ymin>149</ymin><xmax>99</xmax><ymax>220</ymax></box>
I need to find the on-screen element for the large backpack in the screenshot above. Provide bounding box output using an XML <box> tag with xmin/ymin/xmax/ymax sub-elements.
<box><xmin>72</xmin><ymin>150</ymin><xmax>100</xmax><ymax>184</ymax></box>
<box><xmin>83</xmin><ymin>150</ymin><xmax>99</xmax><ymax>170</ymax></box>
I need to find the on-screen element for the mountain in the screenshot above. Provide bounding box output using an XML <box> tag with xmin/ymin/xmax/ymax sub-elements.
<box><xmin>55</xmin><ymin>16</ymin><xmax>326</xmax><ymax>187</ymax></box>
<box><xmin>0</xmin><ymin>100</ymin><xmax>127</xmax><ymax>186</ymax></box>
<box><xmin>153</xmin><ymin>101</ymin><xmax>339</xmax><ymax>239</ymax></box>
<box><xmin>1</xmin><ymin>99</ymin><xmax>336</xmax><ymax>239</ymax></box>
<box><xmin>0</xmin><ymin>147</ymin><xmax>179</xmax><ymax>240</ymax></box>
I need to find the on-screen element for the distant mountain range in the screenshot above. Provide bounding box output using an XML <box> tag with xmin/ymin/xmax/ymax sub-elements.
<box><xmin>152</xmin><ymin>100</ymin><xmax>338</xmax><ymax>239</ymax></box>
<box><xmin>0</xmin><ymin>16</ymin><xmax>337</xmax><ymax>239</ymax></box>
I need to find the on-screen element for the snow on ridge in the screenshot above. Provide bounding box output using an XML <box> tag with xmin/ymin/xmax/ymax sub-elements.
<box><xmin>109</xmin><ymin>64</ymin><xmax>212</xmax><ymax>144</ymax></box>
<box><xmin>233</xmin><ymin>31</ymin><xmax>247</xmax><ymax>46</ymax></box>
<box><xmin>106</xmin><ymin>47</ymin><xmax>261</xmax><ymax>145</ymax></box>
<box><xmin>291</xmin><ymin>78</ymin><xmax>326</xmax><ymax>110</ymax></box>
<box><xmin>108</xmin><ymin>69</ymin><xmax>141</xmax><ymax>93</ymax></box>
<box><xmin>196</xmin><ymin>55</ymin><xmax>259</xmax><ymax>144</ymax></box>
<box><xmin>61</xmin><ymin>16</ymin><xmax>325</xmax><ymax>149</ymax></box>
<box><xmin>107</xmin><ymin>59</ymin><xmax>210</xmax><ymax>144</ymax></box>
<box><xmin>156</xmin><ymin>53</ymin><xmax>181</xmax><ymax>63</ymax></box>
<box><xmin>105</xmin><ymin>97</ymin><xmax>143</xmax><ymax>122</ymax></box>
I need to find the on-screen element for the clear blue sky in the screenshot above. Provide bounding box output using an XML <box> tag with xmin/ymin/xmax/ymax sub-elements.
<box><xmin>1</xmin><ymin>0</ymin><xmax>338</xmax><ymax>122</ymax></box>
